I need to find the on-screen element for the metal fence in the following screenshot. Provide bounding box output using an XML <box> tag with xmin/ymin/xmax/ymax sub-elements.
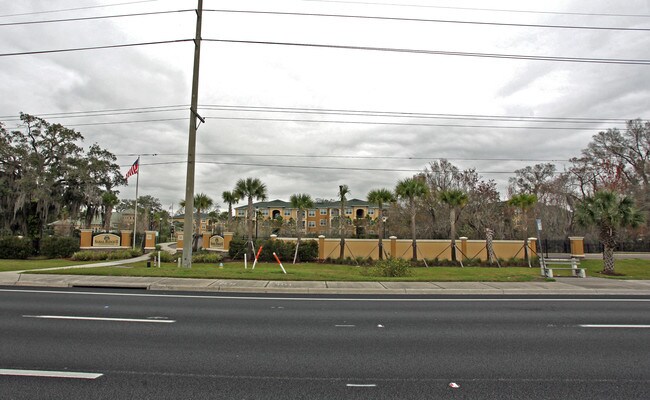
<box><xmin>542</xmin><ymin>239</ymin><xmax>650</xmax><ymax>255</ymax></box>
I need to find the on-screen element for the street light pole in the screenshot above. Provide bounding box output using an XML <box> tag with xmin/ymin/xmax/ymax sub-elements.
<box><xmin>182</xmin><ymin>0</ymin><xmax>204</xmax><ymax>268</ymax></box>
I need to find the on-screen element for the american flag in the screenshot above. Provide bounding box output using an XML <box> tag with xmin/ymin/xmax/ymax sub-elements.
<box><xmin>125</xmin><ymin>158</ymin><xmax>139</xmax><ymax>180</ymax></box>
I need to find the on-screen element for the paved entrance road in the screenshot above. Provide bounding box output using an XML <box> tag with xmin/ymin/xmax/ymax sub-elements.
<box><xmin>1</xmin><ymin>288</ymin><xmax>649</xmax><ymax>399</ymax></box>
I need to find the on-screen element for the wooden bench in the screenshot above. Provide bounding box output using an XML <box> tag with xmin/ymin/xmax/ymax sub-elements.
<box><xmin>542</xmin><ymin>258</ymin><xmax>586</xmax><ymax>278</ymax></box>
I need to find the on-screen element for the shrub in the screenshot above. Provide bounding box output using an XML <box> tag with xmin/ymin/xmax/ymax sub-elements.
<box><xmin>151</xmin><ymin>251</ymin><xmax>178</xmax><ymax>263</ymax></box>
<box><xmin>192</xmin><ymin>252</ymin><xmax>223</xmax><ymax>263</ymax></box>
<box><xmin>228</xmin><ymin>238</ymin><xmax>249</xmax><ymax>259</ymax></box>
<box><xmin>72</xmin><ymin>248</ymin><xmax>142</xmax><ymax>261</ymax></box>
<box><xmin>39</xmin><ymin>236</ymin><xmax>80</xmax><ymax>258</ymax></box>
<box><xmin>71</xmin><ymin>251</ymin><xmax>104</xmax><ymax>261</ymax></box>
<box><xmin>369</xmin><ymin>258</ymin><xmax>412</xmax><ymax>277</ymax></box>
<box><xmin>295</xmin><ymin>240</ymin><xmax>319</xmax><ymax>262</ymax></box>
<box><xmin>0</xmin><ymin>236</ymin><xmax>35</xmax><ymax>259</ymax></box>
<box><xmin>259</xmin><ymin>240</ymin><xmax>294</xmax><ymax>262</ymax></box>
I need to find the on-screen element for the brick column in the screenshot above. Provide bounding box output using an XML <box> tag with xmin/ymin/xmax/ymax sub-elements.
<box><xmin>120</xmin><ymin>231</ymin><xmax>132</xmax><ymax>248</ymax></box>
<box><xmin>389</xmin><ymin>236</ymin><xmax>397</xmax><ymax>259</ymax></box>
<box><xmin>203</xmin><ymin>232</ymin><xmax>211</xmax><ymax>250</ymax></box>
<box><xmin>459</xmin><ymin>237</ymin><xmax>468</xmax><ymax>261</ymax></box>
<box><xmin>223</xmin><ymin>232</ymin><xmax>233</xmax><ymax>251</ymax></box>
<box><xmin>80</xmin><ymin>229</ymin><xmax>92</xmax><ymax>248</ymax></box>
<box><xmin>318</xmin><ymin>235</ymin><xmax>325</xmax><ymax>260</ymax></box>
<box><xmin>144</xmin><ymin>231</ymin><xmax>156</xmax><ymax>250</ymax></box>
<box><xmin>569</xmin><ymin>236</ymin><xmax>585</xmax><ymax>258</ymax></box>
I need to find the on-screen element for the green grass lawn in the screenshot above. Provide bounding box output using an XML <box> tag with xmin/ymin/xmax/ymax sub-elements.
<box><xmin>7</xmin><ymin>257</ymin><xmax>649</xmax><ymax>281</ymax></box>
<box><xmin>27</xmin><ymin>261</ymin><xmax>544</xmax><ymax>282</ymax></box>
<box><xmin>0</xmin><ymin>259</ymin><xmax>88</xmax><ymax>272</ymax></box>
<box><xmin>579</xmin><ymin>258</ymin><xmax>650</xmax><ymax>280</ymax></box>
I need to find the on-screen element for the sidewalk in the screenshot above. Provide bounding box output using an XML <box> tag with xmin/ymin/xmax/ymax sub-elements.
<box><xmin>1</xmin><ymin>269</ymin><xmax>649</xmax><ymax>295</ymax></box>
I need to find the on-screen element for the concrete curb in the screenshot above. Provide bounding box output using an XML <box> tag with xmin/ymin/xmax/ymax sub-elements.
<box><xmin>1</xmin><ymin>272</ymin><xmax>650</xmax><ymax>295</ymax></box>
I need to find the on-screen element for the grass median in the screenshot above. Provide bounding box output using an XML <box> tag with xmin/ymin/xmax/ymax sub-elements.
<box><xmin>7</xmin><ymin>258</ymin><xmax>649</xmax><ymax>281</ymax></box>
<box><xmin>0</xmin><ymin>259</ymin><xmax>89</xmax><ymax>272</ymax></box>
<box><xmin>25</xmin><ymin>261</ymin><xmax>544</xmax><ymax>282</ymax></box>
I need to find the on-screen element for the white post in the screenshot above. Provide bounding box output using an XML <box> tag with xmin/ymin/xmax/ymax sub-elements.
<box><xmin>244</xmin><ymin>253</ymin><xmax>247</xmax><ymax>269</ymax></box>
<box><xmin>157</xmin><ymin>251</ymin><xmax>161</xmax><ymax>268</ymax></box>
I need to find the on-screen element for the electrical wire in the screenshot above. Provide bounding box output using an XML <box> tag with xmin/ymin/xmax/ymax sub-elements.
<box><xmin>118</xmin><ymin>152</ymin><xmax>572</xmax><ymax>162</ymax></box>
<box><xmin>0</xmin><ymin>9</ymin><xmax>193</xmax><ymax>27</ymax></box>
<box><xmin>0</xmin><ymin>105</ymin><xmax>188</xmax><ymax>120</ymax></box>
<box><xmin>2</xmin><ymin>104</ymin><xmax>635</xmax><ymax>124</ymax></box>
<box><xmin>0</xmin><ymin>0</ymin><xmax>166</xmax><ymax>18</ymax></box>
<box><xmin>126</xmin><ymin>159</ymin><xmax>564</xmax><ymax>174</ymax></box>
<box><xmin>204</xmin><ymin>9</ymin><xmax>650</xmax><ymax>32</ymax></box>
<box><xmin>200</xmin><ymin>105</ymin><xmax>632</xmax><ymax>124</ymax></box>
<box><xmin>50</xmin><ymin>115</ymin><xmax>622</xmax><ymax>130</ymax></box>
<box><xmin>0</xmin><ymin>39</ymin><xmax>192</xmax><ymax>57</ymax></box>
<box><xmin>200</xmin><ymin>115</ymin><xmax>618</xmax><ymax>130</ymax></box>
<box><xmin>205</xmin><ymin>38</ymin><xmax>650</xmax><ymax>65</ymax></box>
<box><xmin>294</xmin><ymin>0</ymin><xmax>650</xmax><ymax>18</ymax></box>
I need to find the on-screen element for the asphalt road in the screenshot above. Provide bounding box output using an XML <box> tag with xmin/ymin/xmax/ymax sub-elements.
<box><xmin>1</xmin><ymin>288</ymin><xmax>649</xmax><ymax>399</ymax></box>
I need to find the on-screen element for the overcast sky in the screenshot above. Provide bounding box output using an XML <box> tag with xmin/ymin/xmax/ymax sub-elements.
<box><xmin>1</xmin><ymin>0</ymin><xmax>649</xmax><ymax>214</ymax></box>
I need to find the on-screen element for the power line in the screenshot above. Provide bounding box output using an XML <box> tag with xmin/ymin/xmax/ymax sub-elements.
<box><xmin>0</xmin><ymin>9</ymin><xmax>193</xmax><ymax>27</ymax></box>
<box><xmin>0</xmin><ymin>0</ymin><xmax>166</xmax><ymax>18</ymax></box>
<box><xmin>205</xmin><ymin>9</ymin><xmax>650</xmax><ymax>32</ymax></box>
<box><xmin>201</xmin><ymin>115</ymin><xmax>618</xmax><ymax>131</ymax></box>
<box><xmin>200</xmin><ymin>104</ymin><xmax>632</xmax><ymax>124</ymax></box>
<box><xmin>0</xmin><ymin>105</ymin><xmax>188</xmax><ymax>121</ymax></box>
<box><xmin>205</xmin><ymin>38</ymin><xmax>650</xmax><ymax>65</ymax></box>
<box><xmin>0</xmin><ymin>39</ymin><xmax>192</xmax><ymax>57</ymax></box>
<box><xmin>7</xmin><ymin>114</ymin><xmax>625</xmax><ymax>131</ymax></box>
<box><xmin>49</xmin><ymin>115</ymin><xmax>621</xmax><ymax>130</ymax></box>
<box><xmin>119</xmin><ymin>152</ymin><xmax>572</xmax><ymax>163</ymax></box>
<box><xmin>128</xmin><ymin>159</ymin><xmax>560</xmax><ymax>174</ymax></box>
<box><xmin>295</xmin><ymin>0</ymin><xmax>650</xmax><ymax>18</ymax></box>
<box><xmin>67</xmin><ymin>118</ymin><xmax>186</xmax><ymax>127</ymax></box>
<box><xmin>2</xmin><ymin>104</ymin><xmax>635</xmax><ymax>125</ymax></box>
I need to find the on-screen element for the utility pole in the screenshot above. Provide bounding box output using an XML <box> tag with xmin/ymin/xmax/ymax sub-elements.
<box><xmin>182</xmin><ymin>0</ymin><xmax>204</xmax><ymax>268</ymax></box>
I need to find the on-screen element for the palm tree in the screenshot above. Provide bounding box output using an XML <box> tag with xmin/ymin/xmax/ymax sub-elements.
<box><xmin>290</xmin><ymin>193</ymin><xmax>314</xmax><ymax>263</ymax></box>
<box><xmin>439</xmin><ymin>189</ymin><xmax>469</xmax><ymax>262</ymax></box>
<box><xmin>395</xmin><ymin>177</ymin><xmax>429</xmax><ymax>261</ymax></box>
<box><xmin>367</xmin><ymin>188</ymin><xmax>395</xmax><ymax>260</ymax></box>
<box><xmin>234</xmin><ymin>177</ymin><xmax>268</xmax><ymax>258</ymax></box>
<box><xmin>222</xmin><ymin>190</ymin><xmax>239</xmax><ymax>230</ymax></box>
<box><xmin>180</xmin><ymin>193</ymin><xmax>214</xmax><ymax>250</ymax></box>
<box><xmin>575</xmin><ymin>190</ymin><xmax>644</xmax><ymax>275</ymax></box>
<box><xmin>338</xmin><ymin>185</ymin><xmax>350</xmax><ymax>260</ymax></box>
<box><xmin>508</xmin><ymin>193</ymin><xmax>538</xmax><ymax>264</ymax></box>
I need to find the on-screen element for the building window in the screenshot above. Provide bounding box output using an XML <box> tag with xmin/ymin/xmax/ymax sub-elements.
<box><xmin>237</xmin><ymin>210</ymin><xmax>245</xmax><ymax>216</ymax></box>
<box><xmin>320</xmin><ymin>208</ymin><xmax>327</xmax><ymax>215</ymax></box>
<box><xmin>345</xmin><ymin>208</ymin><xmax>352</xmax><ymax>215</ymax></box>
<box><xmin>308</xmin><ymin>210</ymin><xmax>316</xmax><ymax>217</ymax></box>
<box><xmin>262</xmin><ymin>209</ymin><xmax>269</xmax><ymax>216</ymax></box>
<box><xmin>320</xmin><ymin>219</ymin><xmax>327</xmax><ymax>226</ymax></box>
<box><xmin>284</xmin><ymin>210</ymin><xmax>291</xmax><ymax>216</ymax></box>
<box><xmin>308</xmin><ymin>221</ymin><xmax>316</xmax><ymax>227</ymax></box>
<box><xmin>369</xmin><ymin>209</ymin><xmax>375</xmax><ymax>215</ymax></box>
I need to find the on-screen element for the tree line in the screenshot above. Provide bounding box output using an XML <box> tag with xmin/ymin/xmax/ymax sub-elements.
<box><xmin>2</xmin><ymin>115</ymin><xmax>647</xmax><ymax>273</ymax></box>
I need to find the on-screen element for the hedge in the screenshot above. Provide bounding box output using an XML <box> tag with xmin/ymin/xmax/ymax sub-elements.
<box><xmin>0</xmin><ymin>236</ymin><xmax>34</xmax><ymax>259</ymax></box>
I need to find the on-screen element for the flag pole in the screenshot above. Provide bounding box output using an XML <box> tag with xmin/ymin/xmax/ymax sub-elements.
<box><xmin>132</xmin><ymin>156</ymin><xmax>140</xmax><ymax>250</ymax></box>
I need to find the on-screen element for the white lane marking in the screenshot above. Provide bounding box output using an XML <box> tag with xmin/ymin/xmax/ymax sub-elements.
<box><xmin>2</xmin><ymin>288</ymin><xmax>650</xmax><ymax>302</ymax></box>
<box><xmin>335</xmin><ymin>324</ymin><xmax>356</xmax><ymax>327</ymax></box>
<box><xmin>0</xmin><ymin>369</ymin><xmax>103</xmax><ymax>379</ymax></box>
<box><xmin>22</xmin><ymin>315</ymin><xmax>175</xmax><ymax>323</ymax></box>
<box><xmin>580</xmin><ymin>324</ymin><xmax>650</xmax><ymax>328</ymax></box>
<box><xmin>346</xmin><ymin>384</ymin><xmax>377</xmax><ymax>387</ymax></box>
